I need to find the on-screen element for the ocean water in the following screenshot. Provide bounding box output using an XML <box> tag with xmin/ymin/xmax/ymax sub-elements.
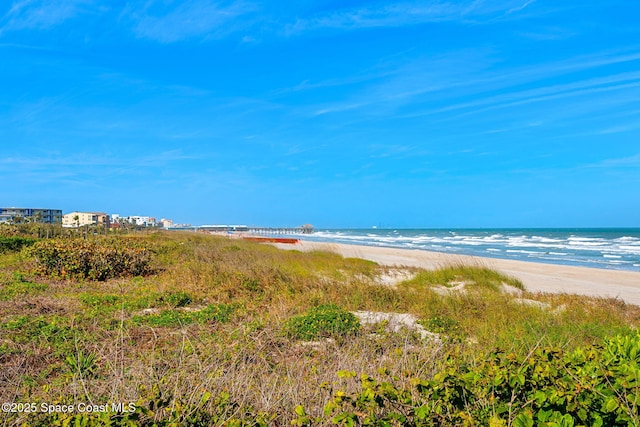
<box><xmin>286</xmin><ymin>229</ymin><xmax>640</xmax><ymax>272</ymax></box>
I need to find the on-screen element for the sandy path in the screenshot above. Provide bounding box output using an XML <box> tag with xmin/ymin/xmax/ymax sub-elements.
<box><xmin>273</xmin><ymin>241</ymin><xmax>640</xmax><ymax>306</ymax></box>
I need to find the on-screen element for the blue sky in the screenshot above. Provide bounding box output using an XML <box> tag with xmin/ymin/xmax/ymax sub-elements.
<box><xmin>1</xmin><ymin>0</ymin><xmax>639</xmax><ymax>228</ymax></box>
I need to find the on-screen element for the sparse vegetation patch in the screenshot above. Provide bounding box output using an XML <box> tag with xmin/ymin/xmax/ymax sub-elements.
<box><xmin>284</xmin><ymin>303</ymin><xmax>361</xmax><ymax>340</ymax></box>
<box><xmin>406</xmin><ymin>264</ymin><xmax>524</xmax><ymax>291</ymax></box>
<box><xmin>131</xmin><ymin>303</ymin><xmax>236</xmax><ymax>327</ymax></box>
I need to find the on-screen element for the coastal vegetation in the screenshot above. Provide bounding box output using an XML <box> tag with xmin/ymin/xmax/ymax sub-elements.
<box><xmin>0</xmin><ymin>227</ymin><xmax>639</xmax><ymax>426</ymax></box>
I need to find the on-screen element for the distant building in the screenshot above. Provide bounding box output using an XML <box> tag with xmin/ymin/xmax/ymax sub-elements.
<box><xmin>128</xmin><ymin>216</ymin><xmax>156</xmax><ymax>227</ymax></box>
<box><xmin>0</xmin><ymin>207</ymin><xmax>62</xmax><ymax>224</ymax></box>
<box><xmin>159</xmin><ymin>218</ymin><xmax>173</xmax><ymax>228</ymax></box>
<box><xmin>110</xmin><ymin>214</ymin><xmax>157</xmax><ymax>228</ymax></box>
<box><xmin>62</xmin><ymin>212</ymin><xmax>110</xmax><ymax>228</ymax></box>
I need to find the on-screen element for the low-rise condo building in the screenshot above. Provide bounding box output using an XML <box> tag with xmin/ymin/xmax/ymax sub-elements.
<box><xmin>0</xmin><ymin>207</ymin><xmax>62</xmax><ymax>224</ymax></box>
<box><xmin>62</xmin><ymin>212</ymin><xmax>110</xmax><ymax>228</ymax></box>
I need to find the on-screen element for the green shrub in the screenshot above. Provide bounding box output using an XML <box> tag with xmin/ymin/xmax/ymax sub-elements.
<box><xmin>0</xmin><ymin>236</ymin><xmax>37</xmax><ymax>253</ymax></box>
<box><xmin>164</xmin><ymin>291</ymin><xmax>193</xmax><ymax>308</ymax></box>
<box><xmin>421</xmin><ymin>315</ymin><xmax>465</xmax><ymax>342</ymax></box>
<box><xmin>422</xmin><ymin>315</ymin><xmax>460</xmax><ymax>334</ymax></box>
<box><xmin>25</xmin><ymin>237</ymin><xmax>153</xmax><ymax>280</ymax></box>
<box><xmin>283</xmin><ymin>304</ymin><xmax>360</xmax><ymax>340</ymax></box>
<box><xmin>319</xmin><ymin>332</ymin><xmax>640</xmax><ymax>426</ymax></box>
<box><xmin>132</xmin><ymin>304</ymin><xmax>236</xmax><ymax>327</ymax></box>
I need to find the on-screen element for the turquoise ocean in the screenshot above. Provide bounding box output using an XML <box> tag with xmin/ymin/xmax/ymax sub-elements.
<box><xmin>286</xmin><ymin>229</ymin><xmax>640</xmax><ymax>272</ymax></box>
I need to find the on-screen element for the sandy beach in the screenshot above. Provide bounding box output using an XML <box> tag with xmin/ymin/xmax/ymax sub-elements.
<box><xmin>273</xmin><ymin>240</ymin><xmax>640</xmax><ymax>306</ymax></box>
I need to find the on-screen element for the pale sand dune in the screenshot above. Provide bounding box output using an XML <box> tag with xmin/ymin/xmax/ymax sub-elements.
<box><xmin>273</xmin><ymin>241</ymin><xmax>640</xmax><ymax>306</ymax></box>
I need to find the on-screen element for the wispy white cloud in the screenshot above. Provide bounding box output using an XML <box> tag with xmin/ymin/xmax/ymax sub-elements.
<box><xmin>286</xmin><ymin>0</ymin><xmax>540</xmax><ymax>33</ymax></box>
<box><xmin>274</xmin><ymin>70</ymin><xmax>394</xmax><ymax>96</ymax></box>
<box><xmin>0</xmin><ymin>152</ymin><xmax>179</xmax><ymax>168</ymax></box>
<box><xmin>288</xmin><ymin>3</ymin><xmax>460</xmax><ymax>32</ymax></box>
<box><xmin>0</xmin><ymin>0</ymin><xmax>93</xmax><ymax>33</ymax></box>
<box><xmin>517</xmin><ymin>26</ymin><xmax>577</xmax><ymax>41</ymax></box>
<box><xmin>505</xmin><ymin>0</ymin><xmax>536</xmax><ymax>15</ymax></box>
<box><xmin>0</xmin><ymin>150</ymin><xmax>202</xmax><ymax>186</ymax></box>
<box><xmin>367</xmin><ymin>144</ymin><xmax>431</xmax><ymax>159</ymax></box>
<box><xmin>404</xmin><ymin>71</ymin><xmax>640</xmax><ymax>119</ymax></box>
<box><xmin>299</xmin><ymin>49</ymin><xmax>496</xmax><ymax>117</ymax></box>
<box><xmin>595</xmin><ymin>124</ymin><xmax>640</xmax><ymax>135</ymax></box>
<box><xmin>313</xmin><ymin>102</ymin><xmax>367</xmax><ymax>116</ymax></box>
<box><xmin>0</xmin><ymin>0</ymin><xmax>548</xmax><ymax>42</ymax></box>
<box><xmin>541</xmin><ymin>50</ymin><xmax>640</xmax><ymax>76</ymax></box>
<box><xmin>588</xmin><ymin>154</ymin><xmax>640</xmax><ymax>169</ymax></box>
<box><xmin>299</xmin><ymin>47</ymin><xmax>640</xmax><ymax>126</ymax></box>
<box><xmin>129</xmin><ymin>0</ymin><xmax>257</xmax><ymax>43</ymax></box>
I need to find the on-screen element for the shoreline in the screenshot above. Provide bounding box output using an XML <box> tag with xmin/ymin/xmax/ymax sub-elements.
<box><xmin>272</xmin><ymin>239</ymin><xmax>640</xmax><ymax>306</ymax></box>
<box><xmin>288</xmin><ymin>228</ymin><xmax>640</xmax><ymax>273</ymax></box>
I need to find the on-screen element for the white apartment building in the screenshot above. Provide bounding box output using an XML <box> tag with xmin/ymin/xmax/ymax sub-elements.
<box><xmin>129</xmin><ymin>216</ymin><xmax>155</xmax><ymax>226</ymax></box>
<box><xmin>111</xmin><ymin>214</ymin><xmax>157</xmax><ymax>227</ymax></box>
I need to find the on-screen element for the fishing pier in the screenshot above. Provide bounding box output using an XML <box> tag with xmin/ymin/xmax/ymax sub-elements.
<box><xmin>195</xmin><ymin>224</ymin><xmax>314</xmax><ymax>235</ymax></box>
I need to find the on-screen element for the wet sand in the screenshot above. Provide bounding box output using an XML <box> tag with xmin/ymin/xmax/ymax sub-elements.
<box><xmin>273</xmin><ymin>240</ymin><xmax>640</xmax><ymax>306</ymax></box>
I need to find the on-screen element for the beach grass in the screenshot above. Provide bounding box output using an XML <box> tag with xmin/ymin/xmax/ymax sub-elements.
<box><xmin>1</xmin><ymin>230</ymin><xmax>639</xmax><ymax>425</ymax></box>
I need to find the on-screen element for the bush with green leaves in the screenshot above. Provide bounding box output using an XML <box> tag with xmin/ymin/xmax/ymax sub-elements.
<box><xmin>421</xmin><ymin>315</ymin><xmax>465</xmax><ymax>342</ymax></box>
<box><xmin>283</xmin><ymin>304</ymin><xmax>360</xmax><ymax>340</ymax></box>
<box><xmin>164</xmin><ymin>291</ymin><xmax>193</xmax><ymax>308</ymax></box>
<box><xmin>0</xmin><ymin>236</ymin><xmax>36</xmax><ymax>253</ymax></box>
<box><xmin>25</xmin><ymin>237</ymin><xmax>153</xmax><ymax>280</ymax></box>
<box><xmin>313</xmin><ymin>332</ymin><xmax>640</xmax><ymax>426</ymax></box>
